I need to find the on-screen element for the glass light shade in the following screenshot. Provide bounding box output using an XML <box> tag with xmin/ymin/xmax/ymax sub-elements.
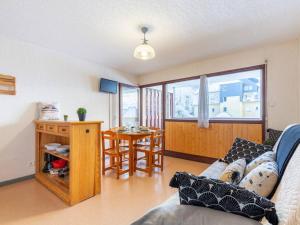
<box><xmin>133</xmin><ymin>43</ymin><xmax>155</xmax><ymax>60</ymax></box>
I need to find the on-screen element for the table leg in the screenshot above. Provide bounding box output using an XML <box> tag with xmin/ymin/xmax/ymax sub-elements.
<box><xmin>129</xmin><ymin>138</ymin><xmax>133</xmax><ymax>176</ymax></box>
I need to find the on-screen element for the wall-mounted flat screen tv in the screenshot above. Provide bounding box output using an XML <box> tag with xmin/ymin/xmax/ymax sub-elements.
<box><xmin>99</xmin><ymin>78</ymin><xmax>118</xmax><ymax>94</ymax></box>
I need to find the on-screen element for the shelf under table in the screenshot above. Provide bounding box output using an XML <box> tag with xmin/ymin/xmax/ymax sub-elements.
<box><xmin>43</xmin><ymin>148</ymin><xmax>69</xmax><ymax>161</ymax></box>
<box><xmin>37</xmin><ymin>172</ymin><xmax>69</xmax><ymax>192</ymax></box>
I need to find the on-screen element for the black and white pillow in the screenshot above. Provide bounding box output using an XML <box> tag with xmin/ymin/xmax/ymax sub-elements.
<box><xmin>224</xmin><ymin>138</ymin><xmax>272</xmax><ymax>164</ymax></box>
<box><xmin>169</xmin><ymin>172</ymin><xmax>278</xmax><ymax>225</ymax></box>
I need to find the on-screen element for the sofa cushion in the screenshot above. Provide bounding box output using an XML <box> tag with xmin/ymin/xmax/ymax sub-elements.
<box><xmin>219</xmin><ymin>158</ymin><xmax>246</xmax><ymax>184</ymax></box>
<box><xmin>169</xmin><ymin>172</ymin><xmax>278</xmax><ymax>225</ymax></box>
<box><xmin>245</xmin><ymin>151</ymin><xmax>275</xmax><ymax>175</ymax></box>
<box><xmin>200</xmin><ymin>160</ymin><xmax>228</xmax><ymax>179</ymax></box>
<box><xmin>239</xmin><ymin>161</ymin><xmax>278</xmax><ymax>197</ymax></box>
<box><xmin>223</xmin><ymin>138</ymin><xmax>272</xmax><ymax>164</ymax></box>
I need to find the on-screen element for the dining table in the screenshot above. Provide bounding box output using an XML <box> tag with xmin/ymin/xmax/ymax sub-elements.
<box><xmin>109</xmin><ymin>128</ymin><xmax>155</xmax><ymax>176</ymax></box>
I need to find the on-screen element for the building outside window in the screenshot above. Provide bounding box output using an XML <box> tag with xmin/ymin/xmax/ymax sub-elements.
<box><xmin>120</xmin><ymin>85</ymin><xmax>140</xmax><ymax>127</ymax></box>
<box><xmin>165</xmin><ymin>68</ymin><xmax>263</xmax><ymax>120</ymax></box>
<box><xmin>208</xmin><ymin>69</ymin><xmax>262</xmax><ymax>119</ymax></box>
<box><xmin>166</xmin><ymin>79</ymin><xmax>199</xmax><ymax>119</ymax></box>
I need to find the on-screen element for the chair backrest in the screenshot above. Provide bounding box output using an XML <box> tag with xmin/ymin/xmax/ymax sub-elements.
<box><xmin>101</xmin><ymin>130</ymin><xmax>119</xmax><ymax>152</ymax></box>
<box><xmin>150</xmin><ymin>129</ymin><xmax>164</xmax><ymax>151</ymax></box>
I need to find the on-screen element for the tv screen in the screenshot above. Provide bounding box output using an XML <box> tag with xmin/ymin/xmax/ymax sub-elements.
<box><xmin>99</xmin><ymin>78</ymin><xmax>118</xmax><ymax>94</ymax></box>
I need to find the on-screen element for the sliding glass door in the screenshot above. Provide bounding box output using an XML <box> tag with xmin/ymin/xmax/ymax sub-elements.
<box><xmin>119</xmin><ymin>84</ymin><xmax>140</xmax><ymax>127</ymax></box>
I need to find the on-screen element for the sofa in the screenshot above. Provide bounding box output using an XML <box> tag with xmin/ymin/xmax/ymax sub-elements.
<box><xmin>132</xmin><ymin>124</ymin><xmax>300</xmax><ymax>225</ymax></box>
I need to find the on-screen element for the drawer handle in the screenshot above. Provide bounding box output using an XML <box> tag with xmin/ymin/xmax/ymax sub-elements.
<box><xmin>86</xmin><ymin>129</ymin><xmax>90</xmax><ymax>133</ymax></box>
<box><xmin>49</xmin><ymin>127</ymin><xmax>53</xmax><ymax>130</ymax></box>
<box><xmin>62</xmin><ymin>129</ymin><xmax>66</xmax><ymax>132</ymax></box>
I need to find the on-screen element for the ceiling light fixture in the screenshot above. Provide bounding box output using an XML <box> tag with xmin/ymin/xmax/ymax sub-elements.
<box><xmin>134</xmin><ymin>26</ymin><xmax>155</xmax><ymax>60</ymax></box>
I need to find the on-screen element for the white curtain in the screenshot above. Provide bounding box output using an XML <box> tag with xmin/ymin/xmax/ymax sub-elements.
<box><xmin>198</xmin><ymin>75</ymin><xmax>209</xmax><ymax>128</ymax></box>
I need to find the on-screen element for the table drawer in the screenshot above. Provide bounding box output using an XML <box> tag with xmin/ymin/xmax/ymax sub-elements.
<box><xmin>58</xmin><ymin>126</ymin><xmax>69</xmax><ymax>135</ymax></box>
<box><xmin>46</xmin><ymin>124</ymin><xmax>58</xmax><ymax>133</ymax></box>
<box><xmin>37</xmin><ymin>123</ymin><xmax>45</xmax><ymax>131</ymax></box>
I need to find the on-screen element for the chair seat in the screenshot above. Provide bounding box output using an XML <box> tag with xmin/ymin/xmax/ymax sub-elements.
<box><xmin>135</xmin><ymin>146</ymin><xmax>162</xmax><ymax>153</ymax></box>
<box><xmin>135</xmin><ymin>141</ymin><xmax>151</xmax><ymax>146</ymax></box>
<box><xmin>119</xmin><ymin>143</ymin><xmax>129</xmax><ymax>147</ymax></box>
<box><xmin>104</xmin><ymin>147</ymin><xmax>129</xmax><ymax>155</ymax></box>
<box><xmin>119</xmin><ymin>140</ymin><xmax>129</xmax><ymax>147</ymax></box>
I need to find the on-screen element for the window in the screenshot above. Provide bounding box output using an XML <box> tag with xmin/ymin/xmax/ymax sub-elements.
<box><xmin>120</xmin><ymin>84</ymin><xmax>140</xmax><ymax>127</ymax></box>
<box><xmin>166</xmin><ymin>79</ymin><xmax>199</xmax><ymax>119</ymax></box>
<box><xmin>119</xmin><ymin>66</ymin><xmax>264</xmax><ymax>124</ymax></box>
<box><xmin>165</xmin><ymin>67</ymin><xmax>263</xmax><ymax>120</ymax></box>
<box><xmin>208</xmin><ymin>69</ymin><xmax>262</xmax><ymax>119</ymax></box>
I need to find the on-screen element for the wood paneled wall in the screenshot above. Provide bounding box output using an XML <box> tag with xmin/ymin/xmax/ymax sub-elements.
<box><xmin>165</xmin><ymin>121</ymin><xmax>263</xmax><ymax>159</ymax></box>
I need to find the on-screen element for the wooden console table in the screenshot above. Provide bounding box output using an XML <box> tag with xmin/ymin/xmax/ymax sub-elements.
<box><xmin>35</xmin><ymin>120</ymin><xmax>102</xmax><ymax>205</ymax></box>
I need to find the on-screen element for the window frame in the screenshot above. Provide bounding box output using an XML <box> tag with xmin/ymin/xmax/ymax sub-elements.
<box><xmin>120</xmin><ymin>64</ymin><xmax>266</xmax><ymax>128</ymax></box>
<box><xmin>207</xmin><ymin>69</ymin><xmax>264</xmax><ymax>121</ymax></box>
<box><xmin>162</xmin><ymin>65</ymin><xmax>265</xmax><ymax>123</ymax></box>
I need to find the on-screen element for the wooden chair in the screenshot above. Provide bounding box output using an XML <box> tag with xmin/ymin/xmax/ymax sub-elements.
<box><xmin>134</xmin><ymin>130</ymin><xmax>164</xmax><ymax>177</ymax></box>
<box><xmin>111</xmin><ymin>127</ymin><xmax>129</xmax><ymax>147</ymax></box>
<box><xmin>135</xmin><ymin>127</ymin><xmax>160</xmax><ymax>146</ymax></box>
<box><xmin>101</xmin><ymin>130</ymin><xmax>130</xmax><ymax>179</ymax></box>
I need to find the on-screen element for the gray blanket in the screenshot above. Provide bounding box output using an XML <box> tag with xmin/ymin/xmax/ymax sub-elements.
<box><xmin>131</xmin><ymin>161</ymin><xmax>262</xmax><ymax>225</ymax></box>
<box><xmin>131</xmin><ymin>195</ymin><xmax>261</xmax><ymax>225</ymax></box>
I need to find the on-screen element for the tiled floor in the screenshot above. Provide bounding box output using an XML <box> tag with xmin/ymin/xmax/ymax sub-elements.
<box><xmin>0</xmin><ymin>157</ymin><xmax>208</xmax><ymax>225</ymax></box>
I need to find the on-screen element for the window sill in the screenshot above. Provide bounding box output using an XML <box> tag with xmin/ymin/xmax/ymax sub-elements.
<box><xmin>164</xmin><ymin>118</ymin><xmax>264</xmax><ymax>124</ymax></box>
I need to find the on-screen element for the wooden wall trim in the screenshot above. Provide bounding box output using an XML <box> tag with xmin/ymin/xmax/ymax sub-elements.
<box><xmin>164</xmin><ymin>119</ymin><xmax>264</xmax><ymax>124</ymax></box>
<box><xmin>165</xmin><ymin>121</ymin><xmax>263</xmax><ymax>159</ymax></box>
<box><xmin>165</xmin><ymin>150</ymin><xmax>216</xmax><ymax>164</ymax></box>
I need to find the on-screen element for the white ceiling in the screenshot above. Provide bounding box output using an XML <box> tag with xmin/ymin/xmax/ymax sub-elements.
<box><xmin>0</xmin><ymin>0</ymin><xmax>300</xmax><ymax>76</ymax></box>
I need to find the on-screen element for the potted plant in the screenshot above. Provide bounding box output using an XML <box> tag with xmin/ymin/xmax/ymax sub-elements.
<box><xmin>77</xmin><ymin>107</ymin><xmax>87</xmax><ymax>121</ymax></box>
<box><xmin>63</xmin><ymin>114</ymin><xmax>68</xmax><ymax>121</ymax></box>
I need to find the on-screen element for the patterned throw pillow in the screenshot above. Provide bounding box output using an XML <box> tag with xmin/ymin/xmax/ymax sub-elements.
<box><xmin>245</xmin><ymin>151</ymin><xmax>275</xmax><ymax>175</ymax></box>
<box><xmin>169</xmin><ymin>172</ymin><xmax>278</xmax><ymax>225</ymax></box>
<box><xmin>263</xmin><ymin>129</ymin><xmax>283</xmax><ymax>146</ymax></box>
<box><xmin>239</xmin><ymin>161</ymin><xmax>278</xmax><ymax>197</ymax></box>
<box><xmin>39</xmin><ymin>102</ymin><xmax>60</xmax><ymax>120</ymax></box>
<box><xmin>219</xmin><ymin>158</ymin><xmax>246</xmax><ymax>185</ymax></box>
<box><xmin>224</xmin><ymin>138</ymin><xmax>272</xmax><ymax>164</ymax></box>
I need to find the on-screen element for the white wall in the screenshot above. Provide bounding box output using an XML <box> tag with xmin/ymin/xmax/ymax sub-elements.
<box><xmin>138</xmin><ymin>39</ymin><xmax>300</xmax><ymax>130</ymax></box>
<box><xmin>298</xmin><ymin>38</ymin><xmax>300</xmax><ymax>118</ymax></box>
<box><xmin>0</xmin><ymin>35</ymin><xmax>136</xmax><ymax>182</ymax></box>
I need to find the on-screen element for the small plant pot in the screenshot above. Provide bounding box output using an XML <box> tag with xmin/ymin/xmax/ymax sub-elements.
<box><xmin>78</xmin><ymin>113</ymin><xmax>86</xmax><ymax>121</ymax></box>
<box><xmin>64</xmin><ymin>115</ymin><xmax>68</xmax><ymax>121</ymax></box>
